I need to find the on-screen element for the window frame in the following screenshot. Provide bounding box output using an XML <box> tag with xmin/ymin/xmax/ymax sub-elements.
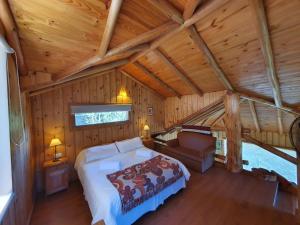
<box><xmin>70</xmin><ymin>103</ymin><xmax>132</xmax><ymax>129</ymax></box>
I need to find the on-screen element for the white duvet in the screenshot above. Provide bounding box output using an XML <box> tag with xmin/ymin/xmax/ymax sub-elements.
<box><xmin>75</xmin><ymin>147</ymin><xmax>190</xmax><ymax>225</ymax></box>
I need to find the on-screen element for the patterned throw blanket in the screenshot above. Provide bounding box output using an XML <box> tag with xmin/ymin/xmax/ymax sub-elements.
<box><xmin>106</xmin><ymin>155</ymin><xmax>184</xmax><ymax>213</ymax></box>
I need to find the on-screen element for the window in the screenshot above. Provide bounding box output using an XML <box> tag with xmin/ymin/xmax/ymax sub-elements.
<box><xmin>0</xmin><ymin>37</ymin><xmax>13</xmax><ymax>221</ymax></box>
<box><xmin>71</xmin><ymin>104</ymin><xmax>131</xmax><ymax>127</ymax></box>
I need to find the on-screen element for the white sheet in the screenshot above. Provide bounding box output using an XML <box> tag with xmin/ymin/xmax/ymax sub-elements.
<box><xmin>75</xmin><ymin>147</ymin><xmax>190</xmax><ymax>225</ymax></box>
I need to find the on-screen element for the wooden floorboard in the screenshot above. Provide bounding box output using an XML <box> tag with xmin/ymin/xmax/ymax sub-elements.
<box><xmin>30</xmin><ymin>167</ymin><xmax>297</xmax><ymax>225</ymax></box>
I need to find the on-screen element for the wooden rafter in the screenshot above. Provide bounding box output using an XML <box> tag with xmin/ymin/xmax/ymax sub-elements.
<box><xmin>54</xmin><ymin>0</ymin><xmax>229</xmax><ymax>83</ymax></box>
<box><xmin>28</xmin><ymin>59</ymin><xmax>129</xmax><ymax>94</ymax></box>
<box><xmin>54</xmin><ymin>21</ymin><xmax>179</xmax><ymax>82</ymax></box>
<box><xmin>239</xmin><ymin>92</ymin><xmax>300</xmax><ymax>116</ymax></box>
<box><xmin>187</xmin><ymin>25</ymin><xmax>234</xmax><ymax>91</ymax></box>
<box><xmin>146</xmin><ymin>0</ymin><xmax>184</xmax><ymax>24</ymax></box>
<box><xmin>105</xmin><ymin>21</ymin><xmax>178</xmax><ymax>57</ymax></box>
<box><xmin>243</xmin><ymin>134</ymin><xmax>297</xmax><ymax>165</ymax></box>
<box><xmin>250</xmin><ymin>0</ymin><xmax>283</xmax><ymax>134</ymax></box>
<box><xmin>128</xmin><ymin>0</ymin><xmax>230</xmax><ymax>64</ymax></box>
<box><xmin>98</xmin><ymin>0</ymin><xmax>123</xmax><ymax>57</ymax></box>
<box><xmin>183</xmin><ymin>0</ymin><xmax>202</xmax><ymax>20</ymax></box>
<box><xmin>119</xmin><ymin>70</ymin><xmax>165</xmax><ymax>100</ymax></box>
<box><xmin>248</xmin><ymin>100</ymin><xmax>261</xmax><ymax>132</ymax></box>
<box><xmin>133</xmin><ymin>62</ymin><xmax>181</xmax><ymax>98</ymax></box>
<box><xmin>211</xmin><ymin>110</ymin><xmax>225</xmax><ymax>127</ymax></box>
<box><xmin>152</xmin><ymin>48</ymin><xmax>203</xmax><ymax>96</ymax></box>
<box><xmin>0</xmin><ymin>0</ymin><xmax>27</xmax><ymax>75</ymax></box>
<box><xmin>277</xmin><ymin>110</ymin><xmax>284</xmax><ymax>134</ymax></box>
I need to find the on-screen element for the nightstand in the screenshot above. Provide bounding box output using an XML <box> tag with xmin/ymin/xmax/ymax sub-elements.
<box><xmin>43</xmin><ymin>157</ymin><xmax>70</xmax><ymax>196</ymax></box>
<box><xmin>143</xmin><ymin>138</ymin><xmax>155</xmax><ymax>149</ymax></box>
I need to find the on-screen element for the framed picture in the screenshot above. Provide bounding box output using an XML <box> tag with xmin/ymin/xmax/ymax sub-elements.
<box><xmin>147</xmin><ymin>107</ymin><xmax>153</xmax><ymax>116</ymax></box>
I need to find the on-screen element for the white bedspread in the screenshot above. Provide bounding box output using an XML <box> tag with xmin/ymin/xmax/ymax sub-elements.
<box><xmin>75</xmin><ymin>147</ymin><xmax>190</xmax><ymax>225</ymax></box>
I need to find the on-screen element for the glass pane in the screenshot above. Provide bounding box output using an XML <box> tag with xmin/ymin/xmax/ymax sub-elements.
<box><xmin>74</xmin><ymin>111</ymin><xmax>129</xmax><ymax>126</ymax></box>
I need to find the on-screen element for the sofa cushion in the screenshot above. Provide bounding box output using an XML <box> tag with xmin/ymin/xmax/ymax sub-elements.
<box><xmin>177</xmin><ymin>131</ymin><xmax>215</xmax><ymax>151</ymax></box>
<box><xmin>168</xmin><ymin>146</ymin><xmax>204</xmax><ymax>161</ymax></box>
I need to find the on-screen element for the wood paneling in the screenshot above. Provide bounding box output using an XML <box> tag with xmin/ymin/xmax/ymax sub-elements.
<box><xmin>30</xmin><ymin>70</ymin><xmax>165</xmax><ymax>191</ymax></box>
<box><xmin>164</xmin><ymin>91</ymin><xmax>226</xmax><ymax>128</ymax></box>
<box><xmin>1</xmin><ymin>94</ymin><xmax>34</xmax><ymax>225</ymax></box>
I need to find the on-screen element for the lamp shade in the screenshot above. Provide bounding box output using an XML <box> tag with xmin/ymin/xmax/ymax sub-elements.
<box><xmin>143</xmin><ymin>125</ymin><xmax>150</xmax><ymax>131</ymax></box>
<box><xmin>49</xmin><ymin>138</ymin><xmax>62</xmax><ymax>147</ymax></box>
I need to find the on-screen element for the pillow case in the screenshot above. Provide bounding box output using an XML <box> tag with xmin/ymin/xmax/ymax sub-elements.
<box><xmin>85</xmin><ymin>143</ymin><xmax>119</xmax><ymax>163</ymax></box>
<box><xmin>99</xmin><ymin>160</ymin><xmax>121</xmax><ymax>171</ymax></box>
<box><xmin>115</xmin><ymin>137</ymin><xmax>144</xmax><ymax>153</ymax></box>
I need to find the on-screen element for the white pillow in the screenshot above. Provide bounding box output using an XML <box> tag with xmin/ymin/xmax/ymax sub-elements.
<box><xmin>115</xmin><ymin>137</ymin><xmax>144</xmax><ymax>153</ymax></box>
<box><xmin>136</xmin><ymin>149</ymin><xmax>153</xmax><ymax>158</ymax></box>
<box><xmin>85</xmin><ymin>143</ymin><xmax>119</xmax><ymax>163</ymax></box>
<box><xmin>99</xmin><ymin>160</ymin><xmax>121</xmax><ymax>171</ymax></box>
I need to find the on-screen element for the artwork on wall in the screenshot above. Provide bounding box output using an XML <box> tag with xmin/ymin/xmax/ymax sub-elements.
<box><xmin>147</xmin><ymin>107</ymin><xmax>153</xmax><ymax>116</ymax></box>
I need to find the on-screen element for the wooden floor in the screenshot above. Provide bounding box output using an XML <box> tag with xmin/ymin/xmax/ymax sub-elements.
<box><xmin>30</xmin><ymin>167</ymin><xmax>297</xmax><ymax>225</ymax></box>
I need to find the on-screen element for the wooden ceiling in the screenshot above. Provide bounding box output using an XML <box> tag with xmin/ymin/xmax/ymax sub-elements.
<box><xmin>3</xmin><ymin>0</ymin><xmax>300</xmax><ymax>133</ymax></box>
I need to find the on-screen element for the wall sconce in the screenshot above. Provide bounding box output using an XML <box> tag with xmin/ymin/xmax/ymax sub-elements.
<box><xmin>117</xmin><ymin>87</ymin><xmax>128</xmax><ymax>103</ymax></box>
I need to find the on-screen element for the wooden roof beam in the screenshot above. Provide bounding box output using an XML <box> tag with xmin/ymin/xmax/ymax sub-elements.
<box><xmin>54</xmin><ymin>21</ymin><xmax>178</xmax><ymax>81</ymax></box>
<box><xmin>0</xmin><ymin>0</ymin><xmax>27</xmax><ymax>75</ymax></box>
<box><xmin>183</xmin><ymin>0</ymin><xmax>203</xmax><ymax>20</ymax></box>
<box><xmin>187</xmin><ymin>25</ymin><xmax>234</xmax><ymax>91</ymax></box>
<box><xmin>119</xmin><ymin>70</ymin><xmax>166</xmax><ymax>100</ymax></box>
<box><xmin>277</xmin><ymin>110</ymin><xmax>284</xmax><ymax>135</ymax></box>
<box><xmin>105</xmin><ymin>21</ymin><xmax>178</xmax><ymax>57</ymax></box>
<box><xmin>133</xmin><ymin>62</ymin><xmax>181</xmax><ymax>98</ymax></box>
<box><xmin>152</xmin><ymin>48</ymin><xmax>203</xmax><ymax>96</ymax></box>
<box><xmin>128</xmin><ymin>0</ymin><xmax>230</xmax><ymax>64</ymax></box>
<box><xmin>250</xmin><ymin>0</ymin><xmax>283</xmax><ymax>134</ymax></box>
<box><xmin>146</xmin><ymin>0</ymin><xmax>184</xmax><ymax>24</ymax></box>
<box><xmin>98</xmin><ymin>0</ymin><xmax>123</xmax><ymax>58</ymax></box>
<box><xmin>211</xmin><ymin>110</ymin><xmax>225</xmax><ymax>127</ymax></box>
<box><xmin>28</xmin><ymin>59</ymin><xmax>129</xmax><ymax>94</ymax></box>
<box><xmin>239</xmin><ymin>92</ymin><xmax>300</xmax><ymax>116</ymax></box>
<box><xmin>248</xmin><ymin>100</ymin><xmax>261</xmax><ymax>133</ymax></box>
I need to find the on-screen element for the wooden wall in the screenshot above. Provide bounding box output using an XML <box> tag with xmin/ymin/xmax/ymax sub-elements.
<box><xmin>30</xmin><ymin>69</ymin><xmax>165</xmax><ymax>191</ymax></box>
<box><xmin>1</xmin><ymin>94</ymin><xmax>35</xmax><ymax>225</ymax></box>
<box><xmin>164</xmin><ymin>91</ymin><xmax>226</xmax><ymax>128</ymax></box>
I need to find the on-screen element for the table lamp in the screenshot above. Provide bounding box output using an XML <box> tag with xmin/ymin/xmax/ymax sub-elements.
<box><xmin>143</xmin><ymin>124</ymin><xmax>150</xmax><ymax>140</ymax></box>
<box><xmin>50</xmin><ymin>137</ymin><xmax>62</xmax><ymax>162</ymax></box>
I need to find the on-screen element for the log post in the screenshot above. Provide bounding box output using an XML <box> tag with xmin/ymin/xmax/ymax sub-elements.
<box><xmin>224</xmin><ymin>92</ymin><xmax>242</xmax><ymax>173</ymax></box>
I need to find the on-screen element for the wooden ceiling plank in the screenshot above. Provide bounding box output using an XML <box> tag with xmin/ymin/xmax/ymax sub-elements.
<box><xmin>239</xmin><ymin>92</ymin><xmax>300</xmax><ymax>116</ymax></box>
<box><xmin>98</xmin><ymin>0</ymin><xmax>123</xmax><ymax>58</ymax></box>
<box><xmin>119</xmin><ymin>70</ymin><xmax>166</xmax><ymax>100</ymax></box>
<box><xmin>0</xmin><ymin>0</ymin><xmax>27</xmax><ymax>75</ymax></box>
<box><xmin>183</xmin><ymin>0</ymin><xmax>202</xmax><ymax>20</ymax></box>
<box><xmin>128</xmin><ymin>0</ymin><xmax>229</xmax><ymax>65</ymax></box>
<box><xmin>146</xmin><ymin>0</ymin><xmax>184</xmax><ymax>24</ymax></box>
<box><xmin>105</xmin><ymin>21</ymin><xmax>178</xmax><ymax>57</ymax></box>
<box><xmin>187</xmin><ymin>25</ymin><xmax>234</xmax><ymax>91</ymax></box>
<box><xmin>250</xmin><ymin>0</ymin><xmax>284</xmax><ymax>135</ymax></box>
<box><xmin>248</xmin><ymin>100</ymin><xmax>261</xmax><ymax>132</ymax></box>
<box><xmin>152</xmin><ymin>48</ymin><xmax>203</xmax><ymax>96</ymax></box>
<box><xmin>54</xmin><ymin>21</ymin><xmax>179</xmax><ymax>82</ymax></box>
<box><xmin>133</xmin><ymin>61</ymin><xmax>181</xmax><ymax>98</ymax></box>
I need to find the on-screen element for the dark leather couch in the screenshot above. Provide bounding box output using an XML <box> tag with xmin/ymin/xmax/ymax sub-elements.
<box><xmin>165</xmin><ymin>131</ymin><xmax>216</xmax><ymax>173</ymax></box>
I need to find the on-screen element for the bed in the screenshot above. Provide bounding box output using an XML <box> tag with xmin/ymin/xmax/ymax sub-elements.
<box><xmin>74</xmin><ymin>137</ymin><xmax>190</xmax><ymax>225</ymax></box>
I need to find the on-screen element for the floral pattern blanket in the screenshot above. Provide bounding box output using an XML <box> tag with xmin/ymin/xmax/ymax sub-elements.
<box><xmin>106</xmin><ymin>155</ymin><xmax>184</xmax><ymax>213</ymax></box>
